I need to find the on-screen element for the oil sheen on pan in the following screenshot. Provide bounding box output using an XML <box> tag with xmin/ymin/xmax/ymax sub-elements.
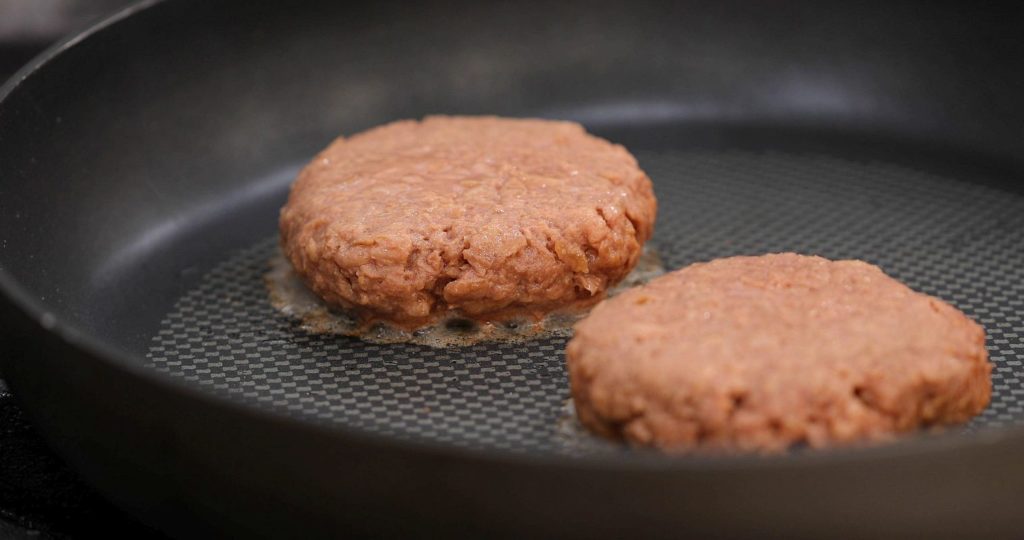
<box><xmin>266</xmin><ymin>245</ymin><xmax>664</xmax><ymax>347</ymax></box>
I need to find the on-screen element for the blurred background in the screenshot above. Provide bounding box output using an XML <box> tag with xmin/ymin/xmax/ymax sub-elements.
<box><xmin>0</xmin><ymin>4</ymin><xmax>157</xmax><ymax>539</ymax></box>
<box><xmin>0</xmin><ymin>0</ymin><xmax>133</xmax><ymax>76</ymax></box>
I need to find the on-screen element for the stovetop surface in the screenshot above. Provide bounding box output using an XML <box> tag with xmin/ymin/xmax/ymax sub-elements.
<box><xmin>0</xmin><ymin>380</ymin><xmax>160</xmax><ymax>539</ymax></box>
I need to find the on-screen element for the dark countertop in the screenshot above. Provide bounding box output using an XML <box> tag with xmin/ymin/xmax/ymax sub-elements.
<box><xmin>0</xmin><ymin>380</ymin><xmax>160</xmax><ymax>538</ymax></box>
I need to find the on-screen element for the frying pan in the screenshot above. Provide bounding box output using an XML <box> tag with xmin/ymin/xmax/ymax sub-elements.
<box><xmin>2</xmin><ymin>0</ymin><xmax>1024</xmax><ymax>538</ymax></box>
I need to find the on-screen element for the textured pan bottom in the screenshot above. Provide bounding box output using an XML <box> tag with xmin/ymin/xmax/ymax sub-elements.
<box><xmin>145</xmin><ymin>150</ymin><xmax>1024</xmax><ymax>456</ymax></box>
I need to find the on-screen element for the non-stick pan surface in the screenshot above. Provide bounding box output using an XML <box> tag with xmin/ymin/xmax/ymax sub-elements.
<box><xmin>2</xmin><ymin>1</ymin><xmax>1024</xmax><ymax>538</ymax></box>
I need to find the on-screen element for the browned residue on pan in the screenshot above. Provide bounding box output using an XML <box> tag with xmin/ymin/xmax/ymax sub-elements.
<box><xmin>265</xmin><ymin>245</ymin><xmax>664</xmax><ymax>347</ymax></box>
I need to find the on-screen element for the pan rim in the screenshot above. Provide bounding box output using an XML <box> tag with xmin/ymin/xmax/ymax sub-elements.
<box><xmin>0</xmin><ymin>0</ymin><xmax>1021</xmax><ymax>474</ymax></box>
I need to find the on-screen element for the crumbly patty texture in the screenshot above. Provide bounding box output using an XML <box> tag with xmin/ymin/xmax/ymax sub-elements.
<box><xmin>279</xmin><ymin>116</ymin><xmax>657</xmax><ymax>328</ymax></box>
<box><xmin>566</xmin><ymin>253</ymin><xmax>991</xmax><ymax>453</ymax></box>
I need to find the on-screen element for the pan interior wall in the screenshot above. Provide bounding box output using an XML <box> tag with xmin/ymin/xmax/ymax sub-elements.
<box><xmin>145</xmin><ymin>149</ymin><xmax>1024</xmax><ymax>456</ymax></box>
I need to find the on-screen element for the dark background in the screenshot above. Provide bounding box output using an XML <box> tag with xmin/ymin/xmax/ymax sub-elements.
<box><xmin>0</xmin><ymin>2</ymin><xmax>161</xmax><ymax>537</ymax></box>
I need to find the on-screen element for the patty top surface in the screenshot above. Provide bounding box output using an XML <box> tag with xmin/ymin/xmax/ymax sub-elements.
<box><xmin>280</xmin><ymin>116</ymin><xmax>656</xmax><ymax>327</ymax></box>
<box><xmin>567</xmin><ymin>253</ymin><xmax>991</xmax><ymax>452</ymax></box>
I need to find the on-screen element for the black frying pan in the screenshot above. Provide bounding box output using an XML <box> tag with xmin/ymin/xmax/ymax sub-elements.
<box><xmin>2</xmin><ymin>1</ymin><xmax>1024</xmax><ymax>538</ymax></box>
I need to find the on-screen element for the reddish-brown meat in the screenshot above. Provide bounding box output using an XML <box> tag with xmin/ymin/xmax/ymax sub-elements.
<box><xmin>279</xmin><ymin>116</ymin><xmax>657</xmax><ymax>328</ymax></box>
<box><xmin>567</xmin><ymin>253</ymin><xmax>992</xmax><ymax>453</ymax></box>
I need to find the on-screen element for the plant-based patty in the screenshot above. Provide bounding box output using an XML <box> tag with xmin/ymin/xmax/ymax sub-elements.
<box><xmin>280</xmin><ymin>116</ymin><xmax>657</xmax><ymax>329</ymax></box>
<box><xmin>567</xmin><ymin>253</ymin><xmax>991</xmax><ymax>453</ymax></box>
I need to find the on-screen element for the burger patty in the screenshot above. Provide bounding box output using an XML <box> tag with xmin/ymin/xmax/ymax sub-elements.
<box><xmin>567</xmin><ymin>253</ymin><xmax>992</xmax><ymax>453</ymax></box>
<box><xmin>279</xmin><ymin>115</ymin><xmax>657</xmax><ymax>329</ymax></box>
